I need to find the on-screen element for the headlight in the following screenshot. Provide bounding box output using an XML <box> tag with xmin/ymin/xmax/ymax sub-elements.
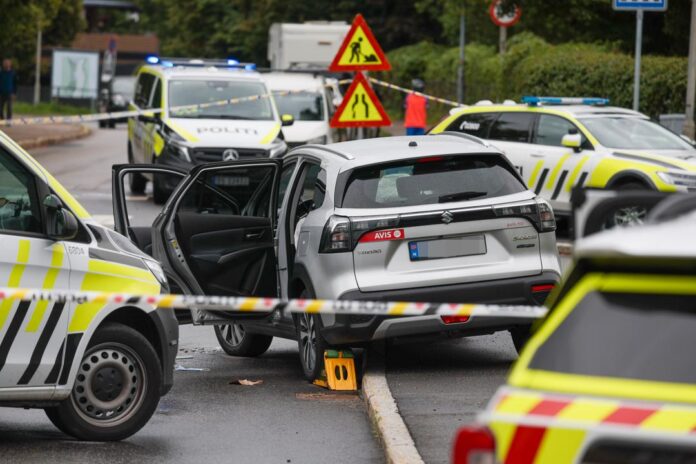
<box><xmin>306</xmin><ymin>135</ymin><xmax>328</xmax><ymax>145</ymax></box>
<box><xmin>168</xmin><ymin>140</ymin><xmax>191</xmax><ymax>162</ymax></box>
<box><xmin>144</xmin><ymin>259</ymin><xmax>168</xmax><ymax>287</ymax></box>
<box><xmin>269</xmin><ymin>138</ymin><xmax>287</xmax><ymax>158</ymax></box>
<box><xmin>657</xmin><ymin>171</ymin><xmax>696</xmax><ymax>188</ymax></box>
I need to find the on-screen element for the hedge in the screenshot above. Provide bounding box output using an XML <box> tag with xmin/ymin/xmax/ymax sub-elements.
<box><xmin>380</xmin><ymin>33</ymin><xmax>687</xmax><ymax>119</ymax></box>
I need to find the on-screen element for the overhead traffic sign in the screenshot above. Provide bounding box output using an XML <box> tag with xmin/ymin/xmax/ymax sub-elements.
<box><xmin>330</xmin><ymin>72</ymin><xmax>391</xmax><ymax>128</ymax></box>
<box><xmin>329</xmin><ymin>14</ymin><xmax>391</xmax><ymax>72</ymax></box>
<box><xmin>489</xmin><ymin>0</ymin><xmax>522</xmax><ymax>28</ymax></box>
<box><xmin>613</xmin><ymin>0</ymin><xmax>667</xmax><ymax>11</ymax></box>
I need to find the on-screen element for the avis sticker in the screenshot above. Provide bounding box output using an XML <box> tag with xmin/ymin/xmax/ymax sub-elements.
<box><xmin>359</xmin><ymin>228</ymin><xmax>405</xmax><ymax>243</ymax></box>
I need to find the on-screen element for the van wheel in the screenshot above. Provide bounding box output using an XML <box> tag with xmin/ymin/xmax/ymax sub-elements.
<box><xmin>294</xmin><ymin>289</ymin><xmax>329</xmax><ymax>381</ymax></box>
<box><xmin>127</xmin><ymin>145</ymin><xmax>146</xmax><ymax>194</ymax></box>
<box><xmin>44</xmin><ymin>323</ymin><xmax>161</xmax><ymax>441</ymax></box>
<box><xmin>214</xmin><ymin>324</ymin><xmax>273</xmax><ymax>357</ymax></box>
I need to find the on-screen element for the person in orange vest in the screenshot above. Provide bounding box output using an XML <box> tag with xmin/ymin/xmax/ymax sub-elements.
<box><xmin>404</xmin><ymin>79</ymin><xmax>428</xmax><ymax>136</ymax></box>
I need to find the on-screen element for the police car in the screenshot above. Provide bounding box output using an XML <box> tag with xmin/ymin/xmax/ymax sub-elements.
<box><xmin>453</xmin><ymin>194</ymin><xmax>696</xmax><ymax>463</ymax></box>
<box><xmin>430</xmin><ymin>97</ymin><xmax>696</xmax><ymax>232</ymax></box>
<box><xmin>127</xmin><ymin>57</ymin><xmax>293</xmax><ymax>203</ymax></box>
<box><xmin>0</xmin><ymin>129</ymin><xmax>178</xmax><ymax>441</ymax></box>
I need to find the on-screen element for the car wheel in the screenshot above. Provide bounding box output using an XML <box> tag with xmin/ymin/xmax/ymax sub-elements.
<box><xmin>127</xmin><ymin>145</ymin><xmax>146</xmax><ymax>194</ymax></box>
<box><xmin>213</xmin><ymin>324</ymin><xmax>273</xmax><ymax>357</ymax></box>
<box><xmin>294</xmin><ymin>289</ymin><xmax>328</xmax><ymax>381</ymax></box>
<box><xmin>98</xmin><ymin>120</ymin><xmax>106</xmax><ymax>129</ymax></box>
<box><xmin>602</xmin><ymin>183</ymin><xmax>650</xmax><ymax>230</ymax></box>
<box><xmin>510</xmin><ymin>326</ymin><xmax>532</xmax><ymax>354</ymax></box>
<box><xmin>43</xmin><ymin>323</ymin><xmax>162</xmax><ymax>441</ymax></box>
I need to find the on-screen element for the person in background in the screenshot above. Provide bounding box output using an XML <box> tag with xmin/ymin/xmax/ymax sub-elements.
<box><xmin>0</xmin><ymin>59</ymin><xmax>18</xmax><ymax>120</ymax></box>
<box><xmin>404</xmin><ymin>78</ymin><xmax>427</xmax><ymax>136</ymax></box>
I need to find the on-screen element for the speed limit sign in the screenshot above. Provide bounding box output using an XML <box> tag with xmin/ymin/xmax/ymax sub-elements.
<box><xmin>489</xmin><ymin>0</ymin><xmax>521</xmax><ymax>28</ymax></box>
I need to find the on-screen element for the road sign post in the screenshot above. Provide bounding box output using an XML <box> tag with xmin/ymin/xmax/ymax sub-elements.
<box><xmin>685</xmin><ymin>0</ymin><xmax>696</xmax><ymax>139</ymax></box>
<box><xmin>489</xmin><ymin>1</ymin><xmax>521</xmax><ymax>55</ymax></box>
<box><xmin>613</xmin><ymin>0</ymin><xmax>668</xmax><ymax>111</ymax></box>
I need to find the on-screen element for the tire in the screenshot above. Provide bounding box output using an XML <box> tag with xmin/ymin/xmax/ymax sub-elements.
<box><xmin>98</xmin><ymin>120</ymin><xmax>106</xmax><ymax>129</ymax></box>
<box><xmin>108</xmin><ymin>120</ymin><xmax>115</xmax><ymax>129</ymax></box>
<box><xmin>602</xmin><ymin>182</ymin><xmax>650</xmax><ymax>230</ymax></box>
<box><xmin>213</xmin><ymin>324</ymin><xmax>273</xmax><ymax>357</ymax></box>
<box><xmin>127</xmin><ymin>145</ymin><xmax>146</xmax><ymax>194</ymax></box>
<box><xmin>153</xmin><ymin>174</ymin><xmax>169</xmax><ymax>205</ymax></box>
<box><xmin>510</xmin><ymin>326</ymin><xmax>532</xmax><ymax>354</ymax></box>
<box><xmin>43</xmin><ymin>323</ymin><xmax>162</xmax><ymax>441</ymax></box>
<box><xmin>294</xmin><ymin>288</ymin><xmax>329</xmax><ymax>381</ymax></box>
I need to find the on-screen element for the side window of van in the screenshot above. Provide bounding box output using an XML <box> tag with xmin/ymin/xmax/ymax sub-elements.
<box><xmin>149</xmin><ymin>79</ymin><xmax>162</xmax><ymax>109</ymax></box>
<box><xmin>134</xmin><ymin>73</ymin><xmax>155</xmax><ymax>108</ymax></box>
<box><xmin>446</xmin><ymin>113</ymin><xmax>498</xmax><ymax>138</ymax></box>
<box><xmin>0</xmin><ymin>147</ymin><xmax>42</xmax><ymax>234</ymax></box>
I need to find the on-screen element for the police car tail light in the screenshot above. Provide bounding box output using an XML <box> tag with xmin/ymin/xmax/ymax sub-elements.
<box><xmin>493</xmin><ymin>200</ymin><xmax>556</xmax><ymax>232</ymax></box>
<box><xmin>319</xmin><ymin>216</ymin><xmax>352</xmax><ymax>253</ymax></box>
<box><xmin>452</xmin><ymin>426</ymin><xmax>496</xmax><ymax>464</ymax></box>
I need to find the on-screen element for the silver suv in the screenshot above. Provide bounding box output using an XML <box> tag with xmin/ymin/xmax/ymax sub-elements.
<box><xmin>113</xmin><ymin>134</ymin><xmax>561</xmax><ymax>380</ymax></box>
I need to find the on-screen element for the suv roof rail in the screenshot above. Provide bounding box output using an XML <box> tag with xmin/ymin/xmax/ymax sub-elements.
<box><xmin>290</xmin><ymin>144</ymin><xmax>355</xmax><ymax>160</ymax></box>
<box><xmin>432</xmin><ymin>131</ymin><xmax>490</xmax><ymax>148</ymax></box>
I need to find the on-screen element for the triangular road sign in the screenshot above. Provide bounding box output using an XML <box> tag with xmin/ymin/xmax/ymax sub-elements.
<box><xmin>330</xmin><ymin>72</ymin><xmax>391</xmax><ymax>128</ymax></box>
<box><xmin>329</xmin><ymin>14</ymin><xmax>391</xmax><ymax>72</ymax></box>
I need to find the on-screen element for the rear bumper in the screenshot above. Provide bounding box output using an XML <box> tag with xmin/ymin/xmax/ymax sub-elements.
<box><xmin>321</xmin><ymin>271</ymin><xmax>559</xmax><ymax>346</ymax></box>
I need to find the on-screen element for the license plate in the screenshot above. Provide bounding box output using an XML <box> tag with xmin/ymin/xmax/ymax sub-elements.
<box><xmin>213</xmin><ymin>175</ymin><xmax>250</xmax><ymax>187</ymax></box>
<box><xmin>408</xmin><ymin>235</ymin><xmax>486</xmax><ymax>261</ymax></box>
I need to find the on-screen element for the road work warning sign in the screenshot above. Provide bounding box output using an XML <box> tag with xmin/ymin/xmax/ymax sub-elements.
<box><xmin>330</xmin><ymin>72</ymin><xmax>391</xmax><ymax>128</ymax></box>
<box><xmin>329</xmin><ymin>14</ymin><xmax>391</xmax><ymax>72</ymax></box>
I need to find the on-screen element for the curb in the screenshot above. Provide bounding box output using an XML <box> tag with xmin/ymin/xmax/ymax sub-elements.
<box><xmin>11</xmin><ymin>124</ymin><xmax>92</xmax><ymax>150</ymax></box>
<box><xmin>362</xmin><ymin>351</ymin><xmax>425</xmax><ymax>464</ymax></box>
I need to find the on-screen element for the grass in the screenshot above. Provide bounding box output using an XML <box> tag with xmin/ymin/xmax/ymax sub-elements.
<box><xmin>14</xmin><ymin>101</ymin><xmax>92</xmax><ymax>116</ymax></box>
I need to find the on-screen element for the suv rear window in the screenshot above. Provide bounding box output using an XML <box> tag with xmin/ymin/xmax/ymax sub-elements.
<box><xmin>341</xmin><ymin>155</ymin><xmax>526</xmax><ymax>209</ymax></box>
<box><xmin>529</xmin><ymin>290</ymin><xmax>696</xmax><ymax>384</ymax></box>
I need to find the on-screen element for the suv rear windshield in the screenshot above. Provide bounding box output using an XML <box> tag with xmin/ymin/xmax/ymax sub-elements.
<box><xmin>341</xmin><ymin>155</ymin><xmax>526</xmax><ymax>208</ymax></box>
<box><xmin>529</xmin><ymin>290</ymin><xmax>696</xmax><ymax>385</ymax></box>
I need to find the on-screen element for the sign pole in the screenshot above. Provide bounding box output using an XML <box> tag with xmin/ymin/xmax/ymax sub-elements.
<box><xmin>633</xmin><ymin>9</ymin><xmax>643</xmax><ymax>111</ymax></box>
<box><xmin>684</xmin><ymin>0</ymin><xmax>696</xmax><ymax>139</ymax></box>
<box><xmin>499</xmin><ymin>25</ymin><xmax>507</xmax><ymax>55</ymax></box>
<box><xmin>33</xmin><ymin>18</ymin><xmax>42</xmax><ymax>105</ymax></box>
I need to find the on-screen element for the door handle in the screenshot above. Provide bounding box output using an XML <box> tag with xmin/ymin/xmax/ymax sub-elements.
<box><xmin>530</xmin><ymin>153</ymin><xmax>545</xmax><ymax>158</ymax></box>
<box><xmin>245</xmin><ymin>231</ymin><xmax>264</xmax><ymax>240</ymax></box>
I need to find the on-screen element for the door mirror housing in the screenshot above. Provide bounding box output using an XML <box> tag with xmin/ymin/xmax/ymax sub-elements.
<box><xmin>43</xmin><ymin>194</ymin><xmax>79</xmax><ymax>241</ymax></box>
<box><xmin>281</xmin><ymin>114</ymin><xmax>295</xmax><ymax>127</ymax></box>
<box><xmin>138</xmin><ymin>111</ymin><xmax>159</xmax><ymax>124</ymax></box>
<box><xmin>562</xmin><ymin>133</ymin><xmax>582</xmax><ymax>152</ymax></box>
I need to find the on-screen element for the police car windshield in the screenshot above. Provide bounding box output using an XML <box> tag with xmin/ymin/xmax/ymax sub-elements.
<box><xmin>273</xmin><ymin>91</ymin><xmax>324</xmax><ymax>121</ymax></box>
<box><xmin>168</xmin><ymin>79</ymin><xmax>274</xmax><ymax>120</ymax></box>
<box><xmin>580</xmin><ymin>116</ymin><xmax>693</xmax><ymax>150</ymax></box>
<box><xmin>341</xmin><ymin>154</ymin><xmax>525</xmax><ymax>208</ymax></box>
<box><xmin>528</xmin><ymin>289</ymin><xmax>696</xmax><ymax>385</ymax></box>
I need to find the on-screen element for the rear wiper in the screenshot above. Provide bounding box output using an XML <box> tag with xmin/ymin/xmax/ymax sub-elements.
<box><xmin>438</xmin><ymin>191</ymin><xmax>487</xmax><ymax>203</ymax></box>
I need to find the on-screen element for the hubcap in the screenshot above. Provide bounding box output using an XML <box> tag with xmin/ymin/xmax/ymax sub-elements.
<box><xmin>71</xmin><ymin>343</ymin><xmax>146</xmax><ymax>427</ymax></box>
<box><xmin>221</xmin><ymin>324</ymin><xmax>245</xmax><ymax>346</ymax></box>
<box><xmin>607</xmin><ymin>206</ymin><xmax>648</xmax><ymax>228</ymax></box>
<box><xmin>299</xmin><ymin>314</ymin><xmax>317</xmax><ymax>371</ymax></box>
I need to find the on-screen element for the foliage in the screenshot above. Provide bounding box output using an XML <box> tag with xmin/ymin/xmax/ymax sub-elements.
<box><xmin>384</xmin><ymin>33</ymin><xmax>688</xmax><ymax>118</ymax></box>
<box><xmin>14</xmin><ymin>101</ymin><xmax>90</xmax><ymax>116</ymax></box>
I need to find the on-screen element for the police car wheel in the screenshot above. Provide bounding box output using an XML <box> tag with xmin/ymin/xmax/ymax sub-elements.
<box><xmin>213</xmin><ymin>324</ymin><xmax>273</xmax><ymax>357</ymax></box>
<box><xmin>43</xmin><ymin>323</ymin><xmax>162</xmax><ymax>441</ymax></box>
<box><xmin>294</xmin><ymin>289</ymin><xmax>328</xmax><ymax>381</ymax></box>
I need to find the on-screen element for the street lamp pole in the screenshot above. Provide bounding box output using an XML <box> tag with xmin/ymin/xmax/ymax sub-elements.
<box><xmin>684</xmin><ymin>0</ymin><xmax>696</xmax><ymax>139</ymax></box>
<box><xmin>33</xmin><ymin>18</ymin><xmax>42</xmax><ymax>105</ymax></box>
<box><xmin>632</xmin><ymin>9</ymin><xmax>643</xmax><ymax>111</ymax></box>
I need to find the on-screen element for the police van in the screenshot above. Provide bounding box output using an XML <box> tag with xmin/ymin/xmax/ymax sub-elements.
<box><xmin>127</xmin><ymin>57</ymin><xmax>294</xmax><ymax>204</ymax></box>
<box><xmin>431</xmin><ymin>97</ymin><xmax>696</xmax><ymax>233</ymax></box>
<box><xmin>0</xmin><ymin>129</ymin><xmax>178</xmax><ymax>441</ymax></box>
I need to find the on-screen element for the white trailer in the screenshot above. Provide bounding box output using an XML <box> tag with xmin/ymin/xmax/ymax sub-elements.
<box><xmin>268</xmin><ymin>21</ymin><xmax>349</xmax><ymax>70</ymax></box>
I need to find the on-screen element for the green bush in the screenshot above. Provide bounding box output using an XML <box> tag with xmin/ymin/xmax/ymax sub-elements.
<box><xmin>382</xmin><ymin>33</ymin><xmax>687</xmax><ymax>119</ymax></box>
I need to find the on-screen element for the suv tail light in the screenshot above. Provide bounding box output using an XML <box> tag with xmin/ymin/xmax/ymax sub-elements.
<box><xmin>319</xmin><ymin>215</ymin><xmax>399</xmax><ymax>253</ymax></box>
<box><xmin>452</xmin><ymin>426</ymin><xmax>496</xmax><ymax>464</ymax></box>
<box><xmin>493</xmin><ymin>199</ymin><xmax>556</xmax><ymax>232</ymax></box>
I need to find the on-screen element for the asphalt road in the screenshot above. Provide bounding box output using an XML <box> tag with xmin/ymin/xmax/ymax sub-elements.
<box><xmin>1</xmin><ymin>126</ymin><xmax>382</xmax><ymax>464</ymax></box>
<box><xmin>5</xmin><ymin>126</ymin><xmax>564</xmax><ymax>464</ymax></box>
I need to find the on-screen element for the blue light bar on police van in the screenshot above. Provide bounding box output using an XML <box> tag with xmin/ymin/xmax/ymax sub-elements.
<box><xmin>522</xmin><ymin>96</ymin><xmax>609</xmax><ymax>107</ymax></box>
<box><xmin>145</xmin><ymin>55</ymin><xmax>160</xmax><ymax>64</ymax></box>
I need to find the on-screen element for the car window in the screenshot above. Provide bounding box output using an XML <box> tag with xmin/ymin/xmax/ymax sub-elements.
<box><xmin>0</xmin><ymin>147</ymin><xmax>42</xmax><ymax>234</ymax></box>
<box><xmin>341</xmin><ymin>155</ymin><xmax>525</xmax><ymax>209</ymax></box>
<box><xmin>528</xmin><ymin>289</ymin><xmax>696</xmax><ymax>385</ymax></box>
<box><xmin>446</xmin><ymin>112</ymin><xmax>497</xmax><ymax>138</ymax></box>
<box><xmin>535</xmin><ymin>114</ymin><xmax>580</xmax><ymax>147</ymax></box>
<box><xmin>134</xmin><ymin>73</ymin><xmax>155</xmax><ymax>108</ymax></box>
<box><xmin>150</xmin><ymin>78</ymin><xmax>162</xmax><ymax>109</ymax></box>
<box><xmin>177</xmin><ymin>166</ymin><xmax>276</xmax><ymax>217</ymax></box>
<box><xmin>277</xmin><ymin>162</ymin><xmax>297</xmax><ymax>213</ymax></box>
<box><xmin>488</xmin><ymin>112</ymin><xmax>534</xmax><ymax>143</ymax></box>
<box><xmin>273</xmin><ymin>91</ymin><xmax>324</xmax><ymax>121</ymax></box>
<box><xmin>296</xmin><ymin>163</ymin><xmax>326</xmax><ymax>215</ymax></box>
<box><xmin>580</xmin><ymin>116</ymin><xmax>694</xmax><ymax>150</ymax></box>
<box><xmin>168</xmin><ymin>80</ymin><xmax>274</xmax><ymax>120</ymax></box>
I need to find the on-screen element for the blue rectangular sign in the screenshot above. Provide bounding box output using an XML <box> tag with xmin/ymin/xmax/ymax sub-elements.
<box><xmin>613</xmin><ymin>0</ymin><xmax>667</xmax><ymax>11</ymax></box>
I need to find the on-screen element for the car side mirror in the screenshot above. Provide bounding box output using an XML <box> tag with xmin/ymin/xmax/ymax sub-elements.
<box><xmin>281</xmin><ymin>114</ymin><xmax>295</xmax><ymax>127</ymax></box>
<box><xmin>562</xmin><ymin>133</ymin><xmax>582</xmax><ymax>152</ymax></box>
<box><xmin>138</xmin><ymin>111</ymin><xmax>159</xmax><ymax>124</ymax></box>
<box><xmin>44</xmin><ymin>194</ymin><xmax>79</xmax><ymax>241</ymax></box>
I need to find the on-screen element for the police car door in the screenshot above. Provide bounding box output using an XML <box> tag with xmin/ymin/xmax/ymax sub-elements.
<box><xmin>0</xmin><ymin>146</ymin><xmax>70</xmax><ymax>389</ymax></box>
<box><xmin>129</xmin><ymin>73</ymin><xmax>156</xmax><ymax>164</ymax></box>
<box><xmin>529</xmin><ymin>114</ymin><xmax>594</xmax><ymax>213</ymax></box>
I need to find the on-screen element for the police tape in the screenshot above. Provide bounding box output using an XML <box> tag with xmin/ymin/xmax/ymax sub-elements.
<box><xmin>368</xmin><ymin>77</ymin><xmax>464</xmax><ymax>108</ymax></box>
<box><xmin>0</xmin><ymin>287</ymin><xmax>548</xmax><ymax>319</ymax></box>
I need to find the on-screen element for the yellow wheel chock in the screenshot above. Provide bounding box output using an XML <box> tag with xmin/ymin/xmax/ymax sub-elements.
<box><xmin>312</xmin><ymin>349</ymin><xmax>358</xmax><ymax>391</ymax></box>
